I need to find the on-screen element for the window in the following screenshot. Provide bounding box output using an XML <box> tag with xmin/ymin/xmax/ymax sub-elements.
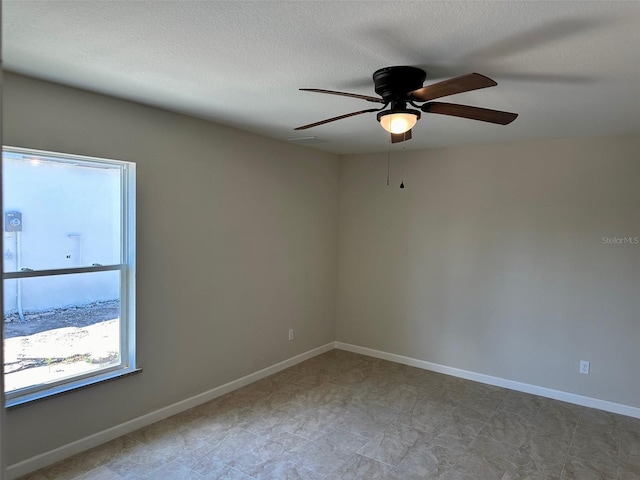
<box><xmin>2</xmin><ymin>147</ymin><xmax>136</xmax><ymax>406</ymax></box>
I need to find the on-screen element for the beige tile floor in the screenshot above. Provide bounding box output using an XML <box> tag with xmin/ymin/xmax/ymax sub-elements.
<box><xmin>19</xmin><ymin>350</ymin><xmax>640</xmax><ymax>480</ymax></box>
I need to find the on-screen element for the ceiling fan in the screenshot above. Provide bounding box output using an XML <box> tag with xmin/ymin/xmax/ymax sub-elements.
<box><xmin>295</xmin><ymin>66</ymin><xmax>518</xmax><ymax>143</ymax></box>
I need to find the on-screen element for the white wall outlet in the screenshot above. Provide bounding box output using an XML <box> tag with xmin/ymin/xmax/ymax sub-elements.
<box><xmin>288</xmin><ymin>329</ymin><xmax>294</xmax><ymax>341</ymax></box>
<box><xmin>579</xmin><ymin>360</ymin><xmax>590</xmax><ymax>374</ymax></box>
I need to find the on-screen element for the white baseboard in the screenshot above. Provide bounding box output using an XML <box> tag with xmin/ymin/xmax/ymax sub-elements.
<box><xmin>335</xmin><ymin>341</ymin><xmax>640</xmax><ymax>420</ymax></box>
<box><xmin>6</xmin><ymin>342</ymin><xmax>334</xmax><ymax>480</ymax></box>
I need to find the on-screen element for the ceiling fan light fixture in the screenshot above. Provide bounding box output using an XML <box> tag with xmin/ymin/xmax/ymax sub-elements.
<box><xmin>377</xmin><ymin>109</ymin><xmax>421</xmax><ymax>134</ymax></box>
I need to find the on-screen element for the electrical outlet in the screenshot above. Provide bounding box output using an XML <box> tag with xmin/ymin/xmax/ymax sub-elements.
<box><xmin>288</xmin><ymin>329</ymin><xmax>294</xmax><ymax>341</ymax></box>
<box><xmin>579</xmin><ymin>360</ymin><xmax>590</xmax><ymax>375</ymax></box>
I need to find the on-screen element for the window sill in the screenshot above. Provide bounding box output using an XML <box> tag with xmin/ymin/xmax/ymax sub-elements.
<box><xmin>5</xmin><ymin>367</ymin><xmax>142</xmax><ymax>410</ymax></box>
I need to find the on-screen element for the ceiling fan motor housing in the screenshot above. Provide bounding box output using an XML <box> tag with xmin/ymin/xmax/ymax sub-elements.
<box><xmin>373</xmin><ymin>66</ymin><xmax>426</xmax><ymax>102</ymax></box>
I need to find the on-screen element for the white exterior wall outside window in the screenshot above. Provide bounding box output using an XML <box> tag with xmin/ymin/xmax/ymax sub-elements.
<box><xmin>2</xmin><ymin>147</ymin><xmax>136</xmax><ymax>406</ymax></box>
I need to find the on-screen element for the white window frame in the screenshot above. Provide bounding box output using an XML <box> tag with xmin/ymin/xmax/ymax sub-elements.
<box><xmin>3</xmin><ymin>146</ymin><xmax>138</xmax><ymax>407</ymax></box>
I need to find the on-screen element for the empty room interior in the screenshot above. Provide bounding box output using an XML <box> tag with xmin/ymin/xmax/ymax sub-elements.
<box><xmin>1</xmin><ymin>1</ymin><xmax>639</xmax><ymax>479</ymax></box>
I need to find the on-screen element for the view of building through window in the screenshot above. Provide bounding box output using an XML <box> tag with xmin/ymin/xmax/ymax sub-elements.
<box><xmin>2</xmin><ymin>147</ymin><xmax>135</xmax><ymax>403</ymax></box>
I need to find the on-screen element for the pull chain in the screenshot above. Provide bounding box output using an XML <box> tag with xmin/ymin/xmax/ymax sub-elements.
<box><xmin>386</xmin><ymin>136</ymin><xmax>391</xmax><ymax>186</ymax></box>
<box><xmin>400</xmin><ymin>143</ymin><xmax>406</xmax><ymax>189</ymax></box>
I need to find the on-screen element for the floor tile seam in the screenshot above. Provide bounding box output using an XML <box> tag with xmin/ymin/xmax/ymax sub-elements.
<box><xmin>224</xmin><ymin>463</ymin><xmax>257</xmax><ymax>479</ymax></box>
<box><xmin>87</xmin><ymin>460</ymin><xmax>128</xmax><ymax>479</ymax></box>
<box><xmin>474</xmin><ymin>403</ymin><xmax>499</xmax><ymax>433</ymax></box>
<box><xmin>575</xmin><ymin>420</ymin><xmax>625</xmax><ymax>437</ymax></box>
<box><xmin>559</xmin><ymin>409</ymin><xmax>581</xmax><ymax>479</ymax></box>
<box><xmin>438</xmin><ymin>404</ymin><xmax>494</xmax><ymax>475</ymax></box>
<box><xmin>367</xmin><ymin>429</ymin><xmax>432</xmax><ymax>458</ymax></box>
<box><xmin>173</xmin><ymin>450</ymin><xmax>212</xmax><ymax>471</ymax></box>
<box><xmin>331</xmin><ymin>425</ymin><xmax>371</xmax><ymax>445</ymax></box>
<box><xmin>108</xmin><ymin>464</ymin><xmax>129</xmax><ymax>480</ymax></box>
<box><xmin>306</xmin><ymin>451</ymin><xmax>354</xmax><ymax>478</ymax></box>
<box><xmin>468</xmin><ymin>407</ymin><xmax>498</xmax><ymax>446</ymax></box>
<box><xmin>564</xmin><ymin>449</ymin><xmax>620</xmax><ymax>462</ymax></box>
<box><xmin>615</xmin><ymin>427</ymin><xmax>624</xmax><ymax>480</ymax></box>
<box><xmin>395</xmin><ymin>417</ymin><xmax>418</xmax><ymax>432</ymax></box>
<box><xmin>352</xmin><ymin>450</ymin><xmax>400</xmax><ymax>470</ymax></box>
<box><xmin>481</xmin><ymin>399</ymin><xmax>502</xmax><ymax>425</ymax></box>
<box><xmin>566</xmin><ymin>429</ymin><xmax>623</xmax><ymax>459</ymax></box>
<box><xmin>275</xmin><ymin>457</ymin><xmax>325</xmax><ymax>479</ymax></box>
<box><xmin>494</xmin><ymin>405</ymin><xmax>544</xmax><ymax>423</ymax></box>
<box><xmin>146</xmin><ymin>459</ymin><xmax>205</xmax><ymax>480</ymax></box>
<box><xmin>562</xmin><ymin>451</ymin><xmax>625</xmax><ymax>480</ymax></box>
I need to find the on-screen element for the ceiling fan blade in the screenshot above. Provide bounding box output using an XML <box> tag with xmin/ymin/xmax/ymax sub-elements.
<box><xmin>391</xmin><ymin>130</ymin><xmax>412</xmax><ymax>143</ymax></box>
<box><xmin>300</xmin><ymin>88</ymin><xmax>384</xmax><ymax>104</ymax></box>
<box><xmin>294</xmin><ymin>108</ymin><xmax>381</xmax><ymax>130</ymax></box>
<box><xmin>422</xmin><ymin>102</ymin><xmax>518</xmax><ymax>125</ymax></box>
<box><xmin>409</xmin><ymin>73</ymin><xmax>497</xmax><ymax>102</ymax></box>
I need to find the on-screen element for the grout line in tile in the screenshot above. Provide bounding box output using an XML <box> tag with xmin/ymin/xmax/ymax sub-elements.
<box><xmin>616</xmin><ymin>420</ymin><xmax>624</xmax><ymax>480</ymax></box>
<box><xmin>559</xmin><ymin>407</ymin><xmax>582</xmax><ymax>479</ymax></box>
<box><xmin>431</xmin><ymin>396</ymin><xmax>499</xmax><ymax>478</ymax></box>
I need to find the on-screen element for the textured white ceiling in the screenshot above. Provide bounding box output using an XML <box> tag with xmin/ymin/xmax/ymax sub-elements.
<box><xmin>3</xmin><ymin>1</ymin><xmax>640</xmax><ymax>154</ymax></box>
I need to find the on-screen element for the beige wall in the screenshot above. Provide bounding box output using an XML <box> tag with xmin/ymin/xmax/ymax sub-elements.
<box><xmin>3</xmin><ymin>72</ymin><xmax>639</xmax><ymax>468</ymax></box>
<box><xmin>2</xmin><ymin>73</ymin><xmax>340</xmax><ymax>465</ymax></box>
<box><xmin>337</xmin><ymin>136</ymin><xmax>640</xmax><ymax>408</ymax></box>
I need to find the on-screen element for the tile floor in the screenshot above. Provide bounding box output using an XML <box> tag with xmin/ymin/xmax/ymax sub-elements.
<box><xmin>18</xmin><ymin>350</ymin><xmax>640</xmax><ymax>480</ymax></box>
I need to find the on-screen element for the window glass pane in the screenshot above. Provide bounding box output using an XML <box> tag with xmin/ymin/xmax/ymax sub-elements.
<box><xmin>3</xmin><ymin>270</ymin><xmax>121</xmax><ymax>394</ymax></box>
<box><xmin>3</xmin><ymin>151</ymin><xmax>122</xmax><ymax>272</ymax></box>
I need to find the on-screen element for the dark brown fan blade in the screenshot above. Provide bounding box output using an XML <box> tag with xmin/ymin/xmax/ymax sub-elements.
<box><xmin>300</xmin><ymin>88</ymin><xmax>384</xmax><ymax>104</ymax></box>
<box><xmin>391</xmin><ymin>130</ymin><xmax>412</xmax><ymax>143</ymax></box>
<box><xmin>409</xmin><ymin>73</ymin><xmax>497</xmax><ymax>102</ymax></box>
<box><xmin>294</xmin><ymin>108</ymin><xmax>381</xmax><ymax>130</ymax></box>
<box><xmin>422</xmin><ymin>102</ymin><xmax>518</xmax><ymax>125</ymax></box>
